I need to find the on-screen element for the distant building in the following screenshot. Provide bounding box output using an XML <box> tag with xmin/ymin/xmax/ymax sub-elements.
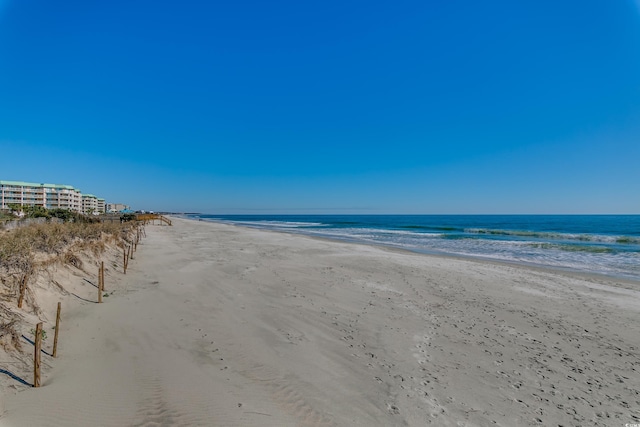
<box><xmin>106</xmin><ymin>203</ymin><xmax>130</xmax><ymax>213</ymax></box>
<box><xmin>82</xmin><ymin>194</ymin><xmax>99</xmax><ymax>215</ymax></box>
<box><xmin>97</xmin><ymin>198</ymin><xmax>106</xmax><ymax>214</ymax></box>
<box><xmin>1</xmin><ymin>180</ymin><xmax>110</xmax><ymax>215</ymax></box>
<box><xmin>1</xmin><ymin>180</ymin><xmax>83</xmax><ymax>213</ymax></box>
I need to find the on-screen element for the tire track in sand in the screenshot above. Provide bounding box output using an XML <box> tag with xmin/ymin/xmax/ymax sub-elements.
<box><xmin>239</xmin><ymin>364</ymin><xmax>336</xmax><ymax>427</ymax></box>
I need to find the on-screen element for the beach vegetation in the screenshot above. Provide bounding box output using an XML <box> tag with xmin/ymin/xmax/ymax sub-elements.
<box><xmin>6</xmin><ymin>204</ymin><xmax>22</xmax><ymax>215</ymax></box>
<box><xmin>21</xmin><ymin>205</ymin><xmax>49</xmax><ymax>218</ymax></box>
<box><xmin>0</xmin><ymin>206</ymin><xmax>101</xmax><ymax>224</ymax></box>
<box><xmin>0</xmin><ymin>319</ymin><xmax>22</xmax><ymax>352</ymax></box>
<box><xmin>0</xmin><ymin>219</ymin><xmax>139</xmax><ymax>354</ymax></box>
<box><xmin>30</xmin><ymin>327</ymin><xmax>47</xmax><ymax>342</ymax></box>
<box><xmin>120</xmin><ymin>213</ymin><xmax>136</xmax><ymax>222</ymax></box>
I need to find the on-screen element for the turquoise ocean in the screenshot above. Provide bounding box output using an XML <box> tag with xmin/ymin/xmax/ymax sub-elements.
<box><xmin>189</xmin><ymin>215</ymin><xmax>640</xmax><ymax>282</ymax></box>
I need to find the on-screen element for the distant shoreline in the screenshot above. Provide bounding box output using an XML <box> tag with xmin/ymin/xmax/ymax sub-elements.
<box><xmin>181</xmin><ymin>214</ymin><xmax>640</xmax><ymax>286</ymax></box>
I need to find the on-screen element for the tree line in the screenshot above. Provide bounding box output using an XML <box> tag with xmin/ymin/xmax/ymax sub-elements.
<box><xmin>3</xmin><ymin>204</ymin><xmax>99</xmax><ymax>223</ymax></box>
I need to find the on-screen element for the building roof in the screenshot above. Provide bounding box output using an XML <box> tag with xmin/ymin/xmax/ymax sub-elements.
<box><xmin>0</xmin><ymin>180</ymin><xmax>79</xmax><ymax>191</ymax></box>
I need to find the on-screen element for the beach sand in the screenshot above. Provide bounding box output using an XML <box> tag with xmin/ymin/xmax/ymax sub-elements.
<box><xmin>2</xmin><ymin>217</ymin><xmax>639</xmax><ymax>426</ymax></box>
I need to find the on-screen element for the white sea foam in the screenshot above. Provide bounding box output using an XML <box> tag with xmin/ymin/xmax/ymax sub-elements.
<box><xmin>464</xmin><ymin>228</ymin><xmax>640</xmax><ymax>244</ymax></box>
<box><xmin>218</xmin><ymin>220</ymin><xmax>326</xmax><ymax>228</ymax></box>
<box><xmin>303</xmin><ymin>229</ymin><xmax>638</xmax><ymax>280</ymax></box>
<box><xmin>197</xmin><ymin>216</ymin><xmax>640</xmax><ymax>281</ymax></box>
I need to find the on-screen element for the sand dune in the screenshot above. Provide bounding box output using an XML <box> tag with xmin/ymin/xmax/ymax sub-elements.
<box><xmin>2</xmin><ymin>217</ymin><xmax>639</xmax><ymax>426</ymax></box>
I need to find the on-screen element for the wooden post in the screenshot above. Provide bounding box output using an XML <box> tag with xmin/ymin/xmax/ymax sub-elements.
<box><xmin>98</xmin><ymin>265</ymin><xmax>102</xmax><ymax>303</ymax></box>
<box><xmin>18</xmin><ymin>274</ymin><xmax>27</xmax><ymax>309</ymax></box>
<box><xmin>99</xmin><ymin>263</ymin><xmax>104</xmax><ymax>302</ymax></box>
<box><xmin>130</xmin><ymin>243</ymin><xmax>134</xmax><ymax>260</ymax></box>
<box><xmin>100</xmin><ymin>261</ymin><xmax>105</xmax><ymax>292</ymax></box>
<box><xmin>123</xmin><ymin>246</ymin><xmax>127</xmax><ymax>274</ymax></box>
<box><xmin>53</xmin><ymin>302</ymin><xmax>61</xmax><ymax>358</ymax></box>
<box><xmin>34</xmin><ymin>322</ymin><xmax>42</xmax><ymax>387</ymax></box>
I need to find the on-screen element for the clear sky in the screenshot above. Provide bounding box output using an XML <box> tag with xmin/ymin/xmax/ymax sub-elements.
<box><xmin>1</xmin><ymin>0</ymin><xmax>639</xmax><ymax>214</ymax></box>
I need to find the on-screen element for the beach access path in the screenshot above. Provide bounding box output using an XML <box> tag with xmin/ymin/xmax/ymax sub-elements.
<box><xmin>2</xmin><ymin>217</ymin><xmax>639</xmax><ymax>426</ymax></box>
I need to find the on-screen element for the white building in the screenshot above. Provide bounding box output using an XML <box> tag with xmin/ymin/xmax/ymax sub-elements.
<box><xmin>106</xmin><ymin>203</ymin><xmax>130</xmax><ymax>213</ymax></box>
<box><xmin>97</xmin><ymin>198</ymin><xmax>106</xmax><ymax>214</ymax></box>
<box><xmin>82</xmin><ymin>194</ymin><xmax>99</xmax><ymax>215</ymax></box>
<box><xmin>0</xmin><ymin>180</ymin><xmax>83</xmax><ymax>213</ymax></box>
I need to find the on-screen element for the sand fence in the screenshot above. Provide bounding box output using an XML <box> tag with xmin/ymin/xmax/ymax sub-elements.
<box><xmin>0</xmin><ymin>221</ymin><xmax>149</xmax><ymax>390</ymax></box>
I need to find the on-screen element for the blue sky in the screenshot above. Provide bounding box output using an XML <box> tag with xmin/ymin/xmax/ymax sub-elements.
<box><xmin>1</xmin><ymin>0</ymin><xmax>639</xmax><ymax>214</ymax></box>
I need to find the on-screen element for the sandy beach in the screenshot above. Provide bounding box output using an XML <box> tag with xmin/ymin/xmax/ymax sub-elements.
<box><xmin>1</xmin><ymin>216</ymin><xmax>639</xmax><ymax>426</ymax></box>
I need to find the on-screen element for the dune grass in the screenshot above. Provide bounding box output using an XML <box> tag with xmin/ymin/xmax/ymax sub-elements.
<box><xmin>1</xmin><ymin>221</ymin><xmax>135</xmax><ymax>275</ymax></box>
<box><xmin>0</xmin><ymin>220</ymin><xmax>139</xmax><ymax>354</ymax></box>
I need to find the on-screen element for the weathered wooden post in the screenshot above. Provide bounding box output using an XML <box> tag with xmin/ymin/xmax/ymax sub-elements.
<box><xmin>124</xmin><ymin>245</ymin><xmax>130</xmax><ymax>273</ymax></box>
<box><xmin>17</xmin><ymin>274</ymin><xmax>27</xmax><ymax>308</ymax></box>
<box><xmin>53</xmin><ymin>302</ymin><xmax>61</xmax><ymax>358</ymax></box>
<box><xmin>34</xmin><ymin>322</ymin><xmax>42</xmax><ymax>387</ymax></box>
<box><xmin>123</xmin><ymin>246</ymin><xmax>127</xmax><ymax>274</ymax></box>
<box><xmin>100</xmin><ymin>261</ymin><xmax>105</xmax><ymax>292</ymax></box>
<box><xmin>99</xmin><ymin>262</ymin><xmax>104</xmax><ymax>302</ymax></box>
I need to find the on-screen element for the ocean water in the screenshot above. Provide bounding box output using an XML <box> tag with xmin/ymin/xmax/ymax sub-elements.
<box><xmin>189</xmin><ymin>215</ymin><xmax>640</xmax><ymax>281</ymax></box>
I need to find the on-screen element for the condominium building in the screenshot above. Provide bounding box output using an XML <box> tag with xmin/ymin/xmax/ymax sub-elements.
<box><xmin>80</xmin><ymin>194</ymin><xmax>106</xmax><ymax>215</ymax></box>
<box><xmin>82</xmin><ymin>194</ymin><xmax>99</xmax><ymax>215</ymax></box>
<box><xmin>1</xmin><ymin>180</ymin><xmax>84</xmax><ymax>213</ymax></box>
<box><xmin>97</xmin><ymin>198</ymin><xmax>106</xmax><ymax>214</ymax></box>
<box><xmin>0</xmin><ymin>179</ymin><xmax>115</xmax><ymax>215</ymax></box>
